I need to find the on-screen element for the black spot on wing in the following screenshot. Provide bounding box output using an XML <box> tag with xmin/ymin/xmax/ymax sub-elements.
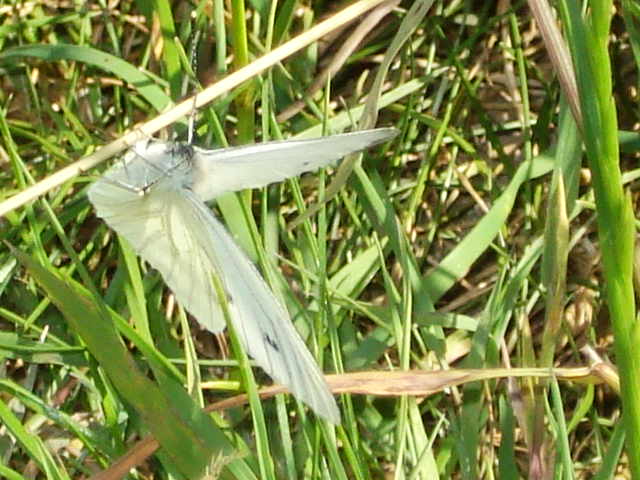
<box><xmin>264</xmin><ymin>334</ymin><xmax>280</xmax><ymax>352</ymax></box>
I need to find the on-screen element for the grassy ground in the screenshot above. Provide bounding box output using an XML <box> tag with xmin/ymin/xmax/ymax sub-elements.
<box><xmin>1</xmin><ymin>0</ymin><xmax>640</xmax><ymax>478</ymax></box>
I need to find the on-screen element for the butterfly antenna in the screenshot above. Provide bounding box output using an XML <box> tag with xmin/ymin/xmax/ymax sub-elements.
<box><xmin>187</xmin><ymin>95</ymin><xmax>197</xmax><ymax>145</ymax></box>
<box><xmin>187</xmin><ymin>26</ymin><xmax>202</xmax><ymax>145</ymax></box>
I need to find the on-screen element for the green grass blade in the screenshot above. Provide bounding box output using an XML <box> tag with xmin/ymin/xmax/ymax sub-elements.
<box><xmin>564</xmin><ymin>0</ymin><xmax>640</xmax><ymax>474</ymax></box>
<box><xmin>0</xmin><ymin>44</ymin><xmax>171</xmax><ymax>112</ymax></box>
<box><xmin>0</xmin><ymin>397</ymin><xmax>69</xmax><ymax>480</ymax></box>
<box><xmin>10</xmin><ymin>246</ymin><xmax>234</xmax><ymax>478</ymax></box>
<box><xmin>420</xmin><ymin>155</ymin><xmax>554</xmax><ymax>304</ymax></box>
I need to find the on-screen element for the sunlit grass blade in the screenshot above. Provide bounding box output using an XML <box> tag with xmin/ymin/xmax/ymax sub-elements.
<box><xmin>10</xmin><ymin>245</ymin><xmax>234</xmax><ymax>478</ymax></box>
<box><xmin>563</xmin><ymin>0</ymin><xmax>640</xmax><ymax>474</ymax></box>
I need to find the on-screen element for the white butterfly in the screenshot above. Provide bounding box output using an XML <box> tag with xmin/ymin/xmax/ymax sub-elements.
<box><xmin>87</xmin><ymin>128</ymin><xmax>397</xmax><ymax>424</ymax></box>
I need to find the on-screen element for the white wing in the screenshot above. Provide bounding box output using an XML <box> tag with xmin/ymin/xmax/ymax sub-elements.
<box><xmin>190</xmin><ymin>128</ymin><xmax>397</xmax><ymax>201</ymax></box>
<box><xmin>186</xmin><ymin>193</ymin><xmax>340</xmax><ymax>424</ymax></box>
<box><xmin>88</xmin><ymin>165</ymin><xmax>227</xmax><ymax>332</ymax></box>
<box><xmin>88</xmin><ymin>160</ymin><xmax>340</xmax><ymax>423</ymax></box>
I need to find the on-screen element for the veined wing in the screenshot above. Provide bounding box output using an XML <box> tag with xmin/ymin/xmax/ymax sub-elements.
<box><xmin>88</xmin><ymin>170</ymin><xmax>226</xmax><ymax>332</ymax></box>
<box><xmin>185</xmin><ymin>191</ymin><xmax>340</xmax><ymax>424</ymax></box>
<box><xmin>191</xmin><ymin>128</ymin><xmax>397</xmax><ymax>201</ymax></box>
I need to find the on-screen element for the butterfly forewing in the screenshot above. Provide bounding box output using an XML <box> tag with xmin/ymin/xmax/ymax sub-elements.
<box><xmin>191</xmin><ymin>128</ymin><xmax>397</xmax><ymax>201</ymax></box>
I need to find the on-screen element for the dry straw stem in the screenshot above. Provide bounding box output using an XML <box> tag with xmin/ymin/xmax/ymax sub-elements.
<box><xmin>89</xmin><ymin>366</ymin><xmax>607</xmax><ymax>480</ymax></box>
<box><xmin>277</xmin><ymin>0</ymin><xmax>400</xmax><ymax>122</ymax></box>
<box><xmin>528</xmin><ymin>0</ymin><xmax>582</xmax><ymax>125</ymax></box>
<box><xmin>0</xmin><ymin>0</ymin><xmax>390</xmax><ymax>218</ymax></box>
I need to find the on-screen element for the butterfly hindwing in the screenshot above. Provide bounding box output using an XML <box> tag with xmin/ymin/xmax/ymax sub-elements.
<box><xmin>185</xmin><ymin>193</ymin><xmax>340</xmax><ymax>423</ymax></box>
